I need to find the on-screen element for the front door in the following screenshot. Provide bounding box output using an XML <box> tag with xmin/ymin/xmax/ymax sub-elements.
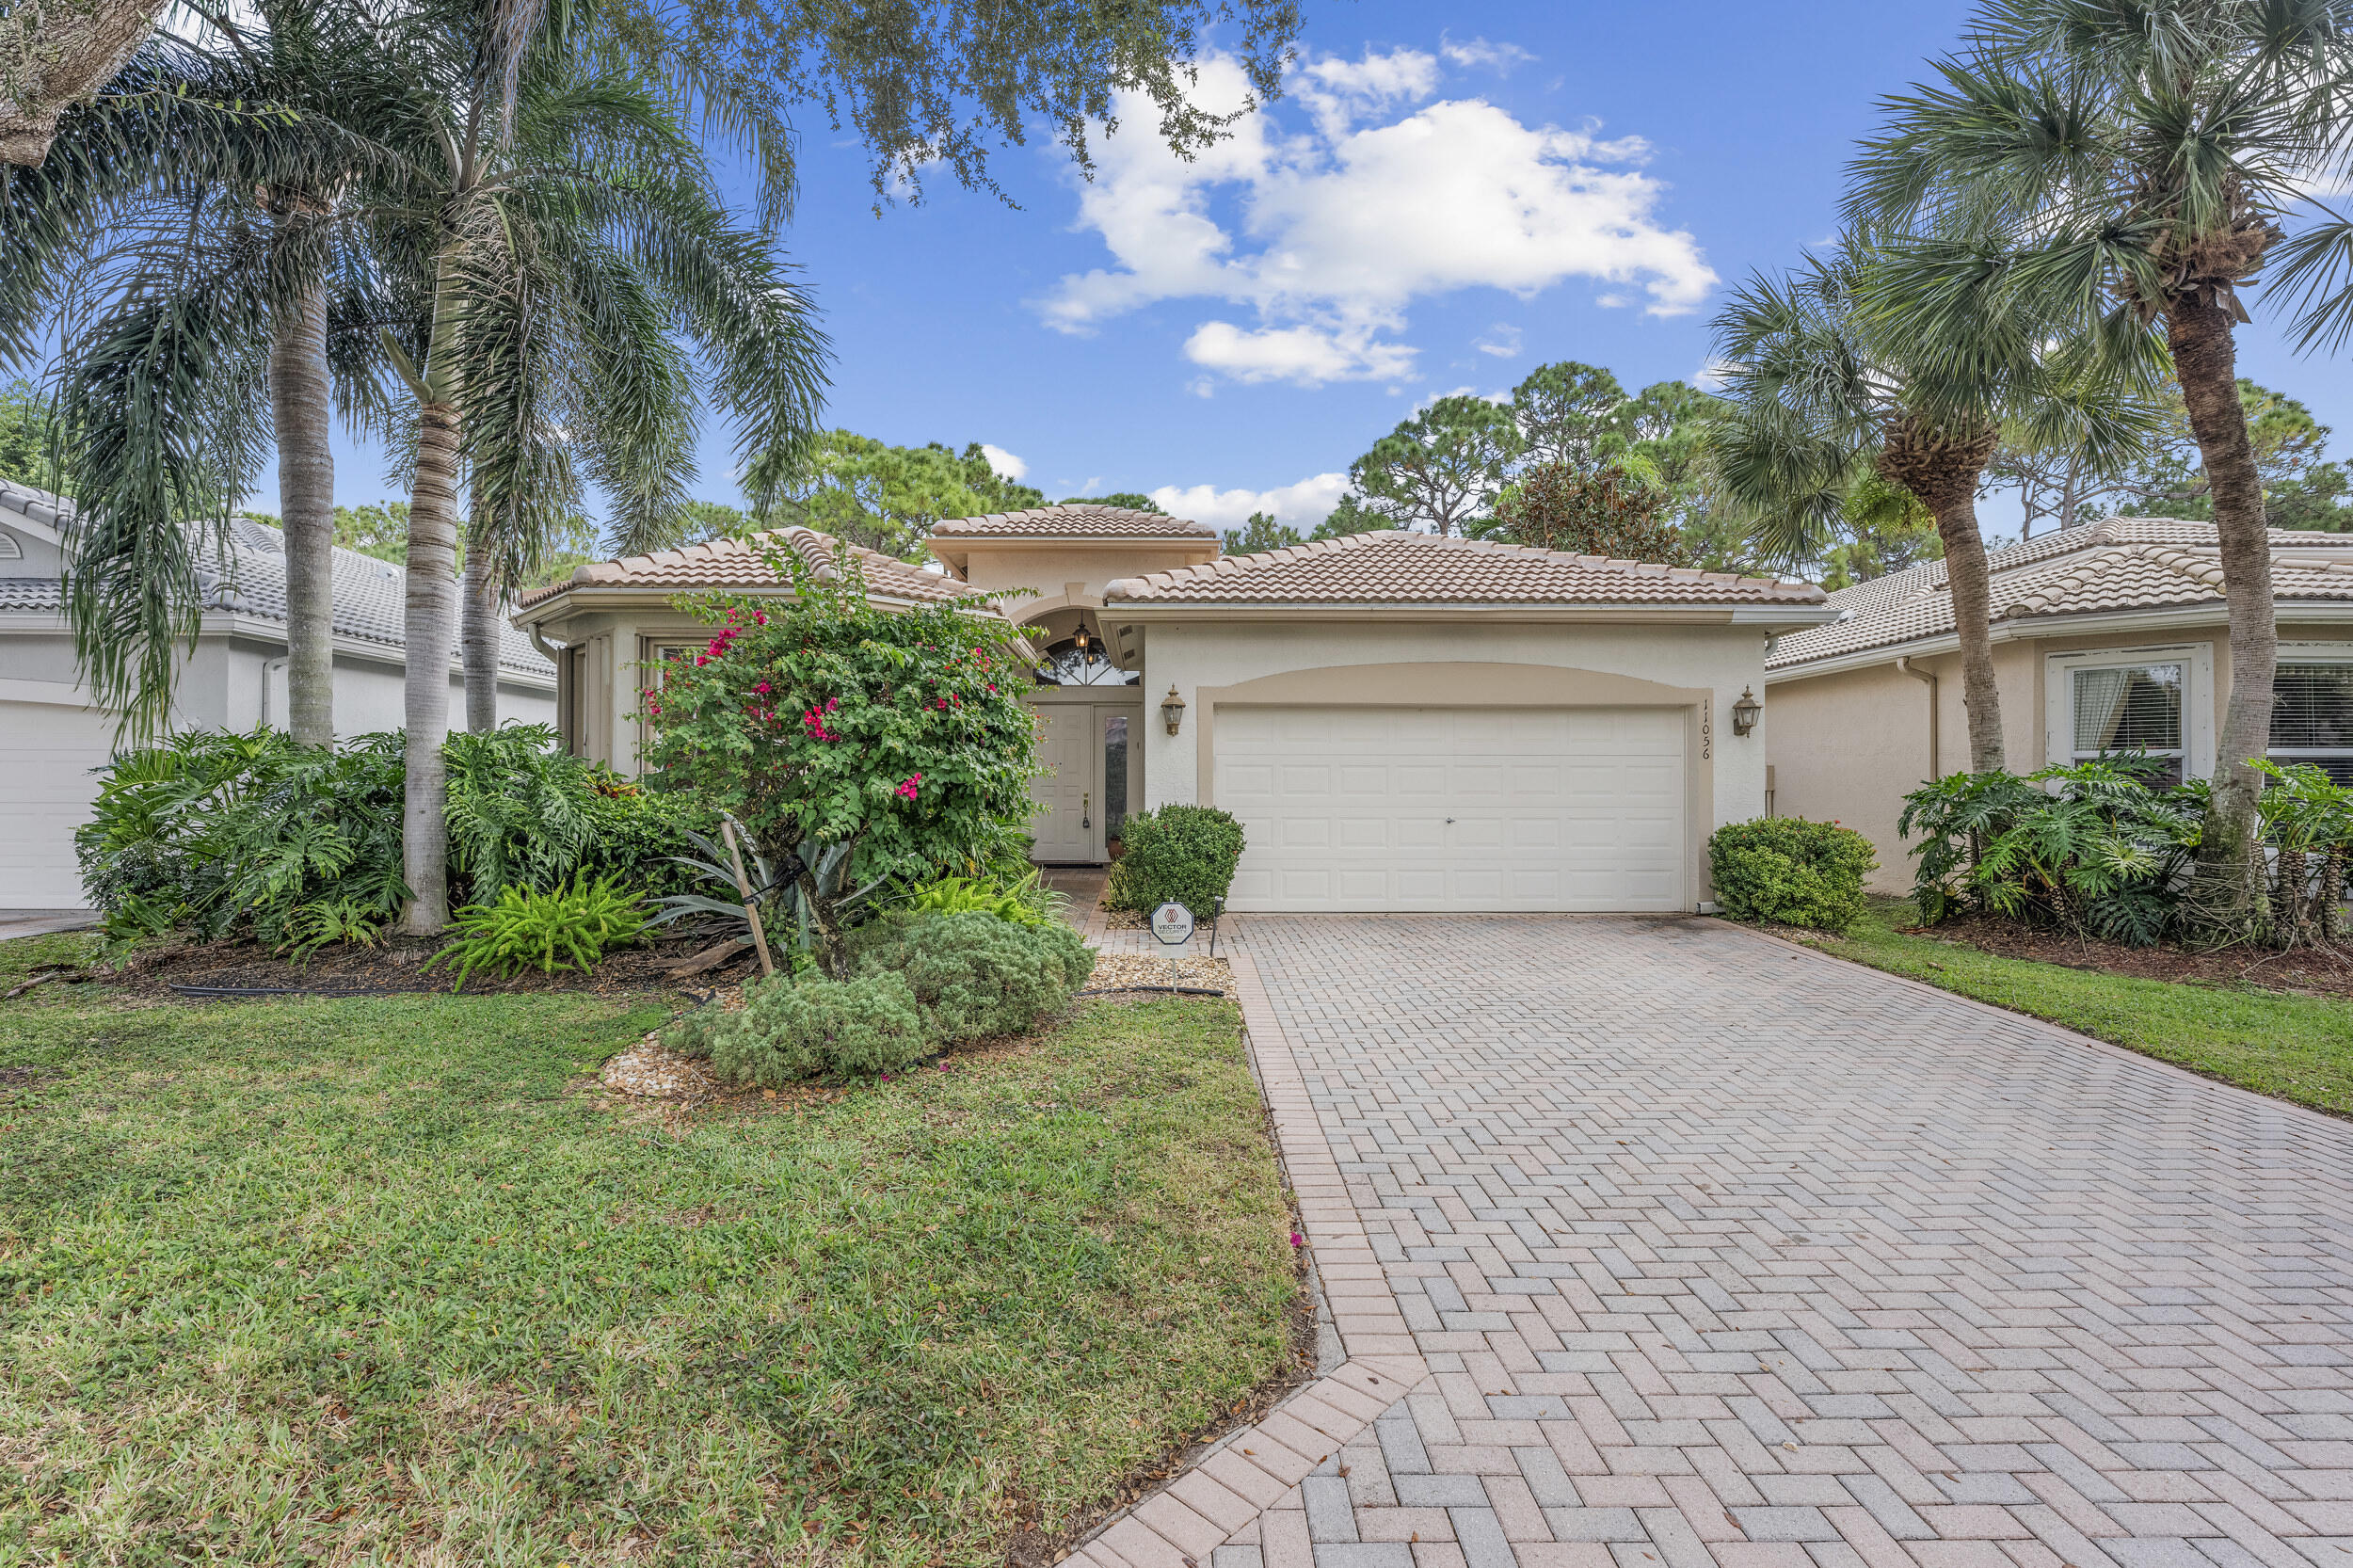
<box><xmin>1031</xmin><ymin>705</ymin><xmax>1096</xmax><ymax>862</ymax></box>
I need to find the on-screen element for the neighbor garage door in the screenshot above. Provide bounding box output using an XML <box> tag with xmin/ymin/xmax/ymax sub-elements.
<box><xmin>0</xmin><ymin>696</ymin><xmax>114</xmax><ymax>908</ymax></box>
<box><xmin>1214</xmin><ymin>705</ymin><xmax>1686</xmax><ymax>912</ymax></box>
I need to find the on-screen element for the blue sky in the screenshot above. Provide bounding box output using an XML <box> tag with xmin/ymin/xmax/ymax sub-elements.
<box><xmin>305</xmin><ymin>0</ymin><xmax>2353</xmax><ymax>539</ymax></box>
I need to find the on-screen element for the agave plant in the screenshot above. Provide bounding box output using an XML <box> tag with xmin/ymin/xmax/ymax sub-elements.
<box><xmin>648</xmin><ymin>821</ymin><xmax>891</xmax><ymax>960</ymax></box>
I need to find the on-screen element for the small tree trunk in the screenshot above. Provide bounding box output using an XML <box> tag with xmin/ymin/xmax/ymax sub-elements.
<box><xmin>2273</xmin><ymin>846</ymin><xmax>2304</xmax><ymax>947</ymax></box>
<box><xmin>398</xmin><ymin>399</ymin><xmax>463</xmax><ymax>934</ymax></box>
<box><xmin>460</xmin><ymin>501</ymin><xmax>501</xmax><ymax>733</ymax></box>
<box><xmin>2325</xmin><ymin>850</ymin><xmax>2346</xmax><ymax>943</ymax></box>
<box><xmin>270</xmin><ymin>276</ymin><xmax>337</xmax><ymax>747</ymax></box>
<box><xmin>0</xmin><ymin>0</ymin><xmax>169</xmax><ymax>166</ymax></box>
<box><xmin>797</xmin><ymin>864</ymin><xmax>846</xmax><ymax>979</ymax></box>
<box><xmin>1881</xmin><ymin>416</ymin><xmax>2005</xmax><ymax>773</ymax></box>
<box><xmin>2169</xmin><ymin>294</ymin><xmax>2275</xmax><ymax>933</ymax></box>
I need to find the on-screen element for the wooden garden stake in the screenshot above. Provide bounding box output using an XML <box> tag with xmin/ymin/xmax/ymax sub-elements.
<box><xmin>721</xmin><ymin>818</ymin><xmax>776</xmax><ymax>977</ymax></box>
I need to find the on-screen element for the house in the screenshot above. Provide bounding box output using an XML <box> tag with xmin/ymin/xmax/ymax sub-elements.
<box><xmin>1765</xmin><ymin>518</ymin><xmax>2353</xmax><ymax>889</ymax></box>
<box><xmin>0</xmin><ymin>478</ymin><xmax>556</xmax><ymax>909</ymax></box>
<box><xmin>523</xmin><ymin>504</ymin><xmax>1837</xmax><ymax>914</ymax></box>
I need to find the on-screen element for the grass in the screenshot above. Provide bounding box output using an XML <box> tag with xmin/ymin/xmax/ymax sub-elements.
<box><xmin>1791</xmin><ymin>898</ymin><xmax>2353</xmax><ymax>1120</ymax></box>
<box><xmin>0</xmin><ymin>950</ymin><xmax>1296</xmax><ymax>1567</ymax></box>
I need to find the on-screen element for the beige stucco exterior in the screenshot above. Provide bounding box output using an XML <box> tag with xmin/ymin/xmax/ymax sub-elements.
<box><xmin>1767</xmin><ymin>607</ymin><xmax>2353</xmax><ymax>890</ymax></box>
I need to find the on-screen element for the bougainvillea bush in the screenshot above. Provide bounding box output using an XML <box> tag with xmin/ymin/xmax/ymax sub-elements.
<box><xmin>637</xmin><ymin>543</ymin><xmax>1041</xmax><ymax>973</ymax></box>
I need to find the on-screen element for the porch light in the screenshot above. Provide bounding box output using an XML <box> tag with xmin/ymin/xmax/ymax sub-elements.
<box><xmin>1730</xmin><ymin>686</ymin><xmax>1762</xmax><ymax>737</ymax></box>
<box><xmin>1160</xmin><ymin>684</ymin><xmax>1188</xmax><ymax>736</ymax></box>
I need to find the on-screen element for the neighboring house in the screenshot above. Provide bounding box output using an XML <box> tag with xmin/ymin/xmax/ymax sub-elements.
<box><xmin>1766</xmin><ymin>518</ymin><xmax>2353</xmax><ymax>889</ymax></box>
<box><xmin>0</xmin><ymin>478</ymin><xmax>556</xmax><ymax>909</ymax></box>
<box><xmin>525</xmin><ymin>504</ymin><xmax>1836</xmax><ymax>914</ymax></box>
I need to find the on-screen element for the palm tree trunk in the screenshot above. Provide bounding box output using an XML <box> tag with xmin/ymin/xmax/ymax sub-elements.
<box><xmin>460</xmin><ymin>499</ymin><xmax>500</xmax><ymax>732</ymax></box>
<box><xmin>0</xmin><ymin>0</ymin><xmax>168</xmax><ymax>165</ymax></box>
<box><xmin>1881</xmin><ymin>417</ymin><xmax>2005</xmax><ymax>772</ymax></box>
<box><xmin>398</xmin><ymin>397</ymin><xmax>462</xmax><ymax>933</ymax></box>
<box><xmin>269</xmin><ymin>278</ymin><xmax>337</xmax><ymax>747</ymax></box>
<box><xmin>2169</xmin><ymin>296</ymin><xmax>2274</xmax><ymax>931</ymax></box>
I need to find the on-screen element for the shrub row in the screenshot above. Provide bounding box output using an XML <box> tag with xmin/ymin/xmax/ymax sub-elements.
<box><xmin>667</xmin><ymin>907</ymin><xmax>1094</xmax><ymax>1084</ymax></box>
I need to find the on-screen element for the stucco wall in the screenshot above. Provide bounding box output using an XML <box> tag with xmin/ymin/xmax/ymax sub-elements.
<box><xmin>947</xmin><ymin>544</ymin><xmax>1217</xmax><ymax>621</ymax></box>
<box><xmin>1130</xmin><ymin>617</ymin><xmax>1777</xmax><ymax>904</ymax></box>
<box><xmin>1766</xmin><ymin>627</ymin><xmax>2261</xmax><ymax>891</ymax></box>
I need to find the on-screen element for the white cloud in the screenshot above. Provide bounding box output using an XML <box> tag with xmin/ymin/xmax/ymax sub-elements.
<box><xmin>1039</xmin><ymin>47</ymin><xmax>1717</xmax><ymax>388</ymax></box>
<box><xmin>1474</xmin><ymin>324</ymin><xmax>1524</xmax><ymax>359</ymax></box>
<box><xmin>1149</xmin><ymin>472</ymin><xmax>1353</xmax><ymax>532</ymax></box>
<box><xmin>978</xmin><ymin>442</ymin><xmax>1028</xmax><ymax>481</ymax></box>
<box><xmin>1441</xmin><ymin>37</ymin><xmax>1537</xmax><ymax>72</ymax></box>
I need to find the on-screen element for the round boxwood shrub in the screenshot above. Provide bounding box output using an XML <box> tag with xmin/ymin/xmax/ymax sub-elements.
<box><xmin>849</xmin><ymin>908</ymin><xmax>1091</xmax><ymax>1045</ymax></box>
<box><xmin>1707</xmin><ymin>817</ymin><xmax>1878</xmax><ymax>933</ymax></box>
<box><xmin>676</xmin><ymin>970</ymin><xmax>929</xmax><ymax>1085</ymax></box>
<box><xmin>1105</xmin><ymin>805</ymin><xmax>1246</xmax><ymax>919</ymax></box>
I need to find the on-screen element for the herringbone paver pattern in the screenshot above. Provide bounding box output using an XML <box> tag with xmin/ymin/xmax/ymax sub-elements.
<box><xmin>1090</xmin><ymin>916</ymin><xmax>2353</xmax><ymax>1568</ymax></box>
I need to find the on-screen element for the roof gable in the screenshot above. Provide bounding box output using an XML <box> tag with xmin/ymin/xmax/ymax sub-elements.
<box><xmin>1104</xmin><ymin>529</ymin><xmax>1826</xmax><ymax>607</ymax></box>
<box><xmin>931</xmin><ymin>504</ymin><xmax>1215</xmax><ymax>540</ymax></box>
<box><xmin>1768</xmin><ymin>518</ymin><xmax>2353</xmax><ymax>672</ymax></box>
<box><xmin>520</xmin><ymin>525</ymin><xmax>979</xmax><ymax>610</ymax></box>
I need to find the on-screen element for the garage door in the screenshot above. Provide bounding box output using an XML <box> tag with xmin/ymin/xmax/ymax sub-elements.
<box><xmin>1215</xmin><ymin>705</ymin><xmax>1686</xmax><ymax>912</ymax></box>
<box><xmin>0</xmin><ymin>697</ymin><xmax>113</xmax><ymax>909</ymax></box>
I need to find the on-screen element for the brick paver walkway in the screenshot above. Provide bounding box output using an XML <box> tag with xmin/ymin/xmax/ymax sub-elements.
<box><xmin>1071</xmin><ymin>915</ymin><xmax>2353</xmax><ymax>1568</ymax></box>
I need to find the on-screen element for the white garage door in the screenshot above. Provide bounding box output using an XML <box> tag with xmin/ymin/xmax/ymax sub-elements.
<box><xmin>0</xmin><ymin>697</ymin><xmax>113</xmax><ymax>909</ymax></box>
<box><xmin>1215</xmin><ymin>705</ymin><xmax>1686</xmax><ymax>913</ymax></box>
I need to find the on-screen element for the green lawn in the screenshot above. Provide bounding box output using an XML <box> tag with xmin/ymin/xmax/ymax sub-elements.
<box><xmin>1791</xmin><ymin>899</ymin><xmax>2353</xmax><ymax>1120</ymax></box>
<box><xmin>0</xmin><ymin>939</ymin><xmax>1297</xmax><ymax>1566</ymax></box>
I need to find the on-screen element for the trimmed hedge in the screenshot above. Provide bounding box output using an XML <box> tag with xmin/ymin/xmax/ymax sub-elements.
<box><xmin>673</xmin><ymin>970</ymin><xmax>929</xmax><ymax>1086</ymax></box>
<box><xmin>1707</xmin><ymin>817</ymin><xmax>1878</xmax><ymax>933</ymax></box>
<box><xmin>1105</xmin><ymin>805</ymin><xmax>1246</xmax><ymax>919</ymax></box>
<box><xmin>851</xmin><ymin>909</ymin><xmax>1092</xmax><ymax>1045</ymax></box>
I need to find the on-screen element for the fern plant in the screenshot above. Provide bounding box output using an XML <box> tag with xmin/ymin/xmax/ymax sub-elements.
<box><xmin>424</xmin><ymin>875</ymin><xmax>648</xmax><ymax>989</ymax></box>
<box><xmin>898</xmin><ymin>872</ymin><xmax>1066</xmax><ymax>929</ymax></box>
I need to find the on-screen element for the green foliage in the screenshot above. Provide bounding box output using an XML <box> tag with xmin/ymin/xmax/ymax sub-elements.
<box><xmin>2250</xmin><ymin>761</ymin><xmax>2353</xmax><ymax>944</ymax></box>
<box><xmin>679</xmin><ymin>969</ymin><xmax>931</xmax><ymax>1084</ymax></box>
<box><xmin>1105</xmin><ymin>805</ymin><xmax>1246</xmax><ymax>919</ymax></box>
<box><xmin>1898</xmin><ymin>760</ymin><xmax>2205</xmax><ymax>946</ymax></box>
<box><xmin>1348</xmin><ymin>393</ymin><xmax>1522</xmax><ymax>536</ymax></box>
<box><xmin>77</xmin><ymin>727</ymin><xmax>700</xmax><ymax>947</ymax></box>
<box><xmin>333</xmin><ymin>502</ymin><xmax>413</xmax><ymax>566</ymax></box>
<box><xmin>781</xmin><ymin>432</ymin><xmax>1045</xmax><ymax>558</ymax></box>
<box><xmin>77</xmin><ymin>729</ymin><xmax>411</xmax><ymax>948</ymax></box>
<box><xmin>0</xmin><ymin>377</ymin><xmax>56</xmax><ymax>488</ymax></box>
<box><xmin>1058</xmin><ymin>493</ymin><xmax>1162</xmax><ymax>512</ymax></box>
<box><xmin>444</xmin><ymin>724</ymin><xmax>709</xmax><ymax>904</ymax></box>
<box><xmin>1707</xmin><ymin>818</ymin><xmax>1878</xmax><ymax>933</ymax></box>
<box><xmin>1818</xmin><ymin>473</ymin><xmax>1942</xmax><ymax>589</ymax></box>
<box><xmin>424</xmin><ymin>875</ymin><xmax>648</xmax><ymax>988</ymax></box>
<box><xmin>1481</xmin><ymin>463</ymin><xmax>1689</xmax><ymax>565</ymax></box>
<box><xmin>1223</xmin><ymin>511</ymin><xmax>1304</xmax><ymax>554</ymax></box>
<box><xmin>848</xmin><ymin>909</ymin><xmax>1091</xmax><ymax>1046</ymax></box>
<box><xmin>899</xmin><ymin>872</ymin><xmax>1066</xmax><ymax>929</ymax></box>
<box><xmin>636</xmin><ymin>543</ymin><xmax>1043</xmax><ymax>974</ymax></box>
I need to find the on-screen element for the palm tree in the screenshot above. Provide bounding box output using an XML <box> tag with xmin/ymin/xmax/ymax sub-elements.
<box><xmin>1843</xmin><ymin>0</ymin><xmax>2353</xmax><ymax>924</ymax></box>
<box><xmin>37</xmin><ymin>0</ymin><xmax>826</xmax><ymax>932</ymax></box>
<box><xmin>1710</xmin><ymin>244</ymin><xmax>2158</xmax><ymax>774</ymax></box>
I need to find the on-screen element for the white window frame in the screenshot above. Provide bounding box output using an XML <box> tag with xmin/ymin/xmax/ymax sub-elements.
<box><xmin>2270</xmin><ymin>641</ymin><xmax>2353</xmax><ymax>779</ymax></box>
<box><xmin>2045</xmin><ymin>643</ymin><xmax>2216</xmax><ymax>780</ymax></box>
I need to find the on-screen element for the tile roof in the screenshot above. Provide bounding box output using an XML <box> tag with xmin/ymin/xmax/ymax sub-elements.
<box><xmin>519</xmin><ymin>524</ymin><xmax>976</xmax><ymax>609</ymax></box>
<box><xmin>1102</xmin><ymin>529</ymin><xmax>1828</xmax><ymax>607</ymax></box>
<box><xmin>1767</xmin><ymin>517</ymin><xmax>2353</xmax><ymax>671</ymax></box>
<box><xmin>0</xmin><ymin>482</ymin><xmax>551</xmax><ymax>676</ymax></box>
<box><xmin>931</xmin><ymin>504</ymin><xmax>1217</xmax><ymax>539</ymax></box>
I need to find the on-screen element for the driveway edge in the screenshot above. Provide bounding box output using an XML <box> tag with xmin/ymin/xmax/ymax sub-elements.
<box><xmin>1064</xmin><ymin>945</ymin><xmax>1426</xmax><ymax>1568</ymax></box>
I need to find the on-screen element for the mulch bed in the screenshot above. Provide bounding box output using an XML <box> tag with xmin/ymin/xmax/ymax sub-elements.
<box><xmin>1903</xmin><ymin>911</ymin><xmax>2353</xmax><ymax>1000</ymax></box>
<box><xmin>111</xmin><ymin>931</ymin><xmax>759</xmax><ymax>1001</ymax></box>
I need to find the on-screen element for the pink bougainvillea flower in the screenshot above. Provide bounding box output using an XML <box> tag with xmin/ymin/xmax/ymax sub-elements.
<box><xmin>895</xmin><ymin>774</ymin><xmax>921</xmax><ymax>800</ymax></box>
<box><xmin>753</xmin><ymin>611</ymin><xmax>767</xmax><ymax>625</ymax></box>
<box><xmin>754</xmin><ymin>681</ymin><xmax>771</xmax><ymax>695</ymax></box>
<box><xmin>1289</xmin><ymin>1232</ymin><xmax>1305</xmax><ymax>1247</ymax></box>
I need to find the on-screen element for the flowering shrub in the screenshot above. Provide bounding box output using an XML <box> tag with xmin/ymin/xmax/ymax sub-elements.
<box><xmin>637</xmin><ymin>542</ymin><xmax>1041</xmax><ymax>973</ymax></box>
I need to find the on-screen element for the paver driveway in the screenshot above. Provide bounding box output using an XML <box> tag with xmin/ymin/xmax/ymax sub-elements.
<box><xmin>1102</xmin><ymin>916</ymin><xmax>2353</xmax><ymax>1568</ymax></box>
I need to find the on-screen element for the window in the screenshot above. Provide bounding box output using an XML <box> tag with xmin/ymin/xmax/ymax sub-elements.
<box><xmin>1032</xmin><ymin>635</ymin><xmax>1138</xmax><ymax>686</ymax></box>
<box><xmin>2271</xmin><ymin>654</ymin><xmax>2353</xmax><ymax>784</ymax></box>
<box><xmin>1103</xmin><ymin>713</ymin><xmax>1128</xmax><ymax>841</ymax></box>
<box><xmin>2071</xmin><ymin>662</ymin><xmax>2185</xmax><ymax>781</ymax></box>
<box><xmin>2046</xmin><ymin>645</ymin><xmax>2213</xmax><ymax>784</ymax></box>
